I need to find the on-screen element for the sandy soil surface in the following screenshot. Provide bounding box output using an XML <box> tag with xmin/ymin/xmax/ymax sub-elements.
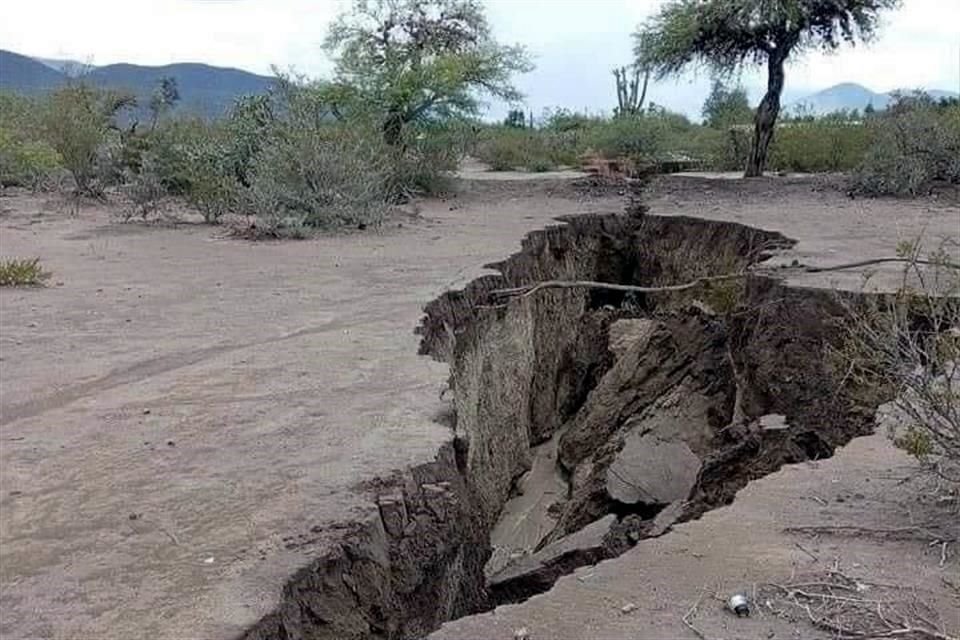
<box><xmin>0</xmin><ymin>174</ymin><xmax>957</xmax><ymax>639</ymax></box>
<box><xmin>0</xmin><ymin>182</ymin><xmax>618</xmax><ymax>640</ymax></box>
<box><xmin>645</xmin><ymin>174</ymin><xmax>959</xmax><ymax>291</ymax></box>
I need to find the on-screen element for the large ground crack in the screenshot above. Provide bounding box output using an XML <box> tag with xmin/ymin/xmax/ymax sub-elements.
<box><xmin>241</xmin><ymin>211</ymin><xmax>887</xmax><ymax>639</ymax></box>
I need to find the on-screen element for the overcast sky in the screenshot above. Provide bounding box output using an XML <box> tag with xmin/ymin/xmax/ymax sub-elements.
<box><xmin>2</xmin><ymin>0</ymin><xmax>958</xmax><ymax>119</ymax></box>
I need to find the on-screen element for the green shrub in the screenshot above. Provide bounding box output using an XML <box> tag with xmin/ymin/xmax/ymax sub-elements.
<box><xmin>117</xmin><ymin>117</ymin><xmax>236</xmax><ymax>222</ymax></box>
<box><xmin>0</xmin><ymin>258</ymin><xmax>51</xmax><ymax>286</ymax></box>
<box><xmin>41</xmin><ymin>84</ymin><xmax>135</xmax><ymax>196</ymax></box>
<box><xmin>582</xmin><ymin>111</ymin><xmax>720</xmax><ymax>170</ymax></box>
<box><xmin>0</xmin><ymin>93</ymin><xmax>62</xmax><ymax>189</ymax></box>
<box><xmin>0</xmin><ymin>128</ymin><xmax>62</xmax><ymax>189</ymax></box>
<box><xmin>851</xmin><ymin>99</ymin><xmax>960</xmax><ymax>196</ymax></box>
<box><xmin>386</xmin><ymin>121</ymin><xmax>470</xmax><ymax>197</ymax></box>
<box><xmin>768</xmin><ymin>122</ymin><xmax>872</xmax><ymax>173</ymax></box>
<box><xmin>474</xmin><ymin>126</ymin><xmax>579</xmax><ymax>172</ymax></box>
<box><xmin>246</xmin><ymin>121</ymin><xmax>390</xmax><ymax>234</ymax></box>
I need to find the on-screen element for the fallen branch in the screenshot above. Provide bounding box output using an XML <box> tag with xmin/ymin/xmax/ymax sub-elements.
<box><xmin>489</xmin><ymin>273</ymin><xmax>748</xmax><ymax>300</ymax></box>
<box><xmin>486</xmin><ymin>256</ymin><xmax>960</xmax><ymax>301</ymax></box>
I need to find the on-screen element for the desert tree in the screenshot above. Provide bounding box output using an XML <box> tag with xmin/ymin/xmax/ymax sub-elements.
<box><xmin>324</xmin><ymin>0</ymin><xmax>532</xmax><ymax>146</ymax></box>
<box><xmin>635</xmin><ymin>0</ymin><xmax>900</xmax><ymax>176</ymax></box>
<box><xmin>702</xmin><ymin>79</ymin><xmax>752</xmax><ymax>128</ymax></box>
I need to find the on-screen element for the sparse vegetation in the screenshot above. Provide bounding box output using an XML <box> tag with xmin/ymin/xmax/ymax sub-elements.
<box><xmin>0</xmin><ymin>0</ymin><xmax>951</xmax><ymax>232</ymax></box>
<box><xmin>851</xmin><ymin>93</ymin><xmax>960</xmax><ymax>196</ymax></box>
<box><xmin>41</xmin><ymin>84</ymin><xmax>136</xmax><ymax>197</ymax></box>
<box><xmin>635</xmin><ymin>0</ymin><xmax>900</xmax><ymax>176</ymax></box>
<box><xmin>0</xmin><ymin>93</ymin><xmax>62</xmax><ymax>190</ymax></box>
<box><xmin>838</xmin><ymin>239</ymin><xmax>960</xmax><ymax>465</ymax></box>
<box><xmin>769</xmin><ymin>120</ymin><xmax>871</xmax><ymax>173</ymax></box>
<box><xmin>0</xmin><ymin>258</ymin><xmax>51</xmax><ymax>286</ymax></box>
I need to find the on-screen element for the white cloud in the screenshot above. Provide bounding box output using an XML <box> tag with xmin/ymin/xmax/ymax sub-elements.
<box><xmin>1</xmin><ymin>0</ymin><xmax>956</xmax><ymax>118</ymax></box>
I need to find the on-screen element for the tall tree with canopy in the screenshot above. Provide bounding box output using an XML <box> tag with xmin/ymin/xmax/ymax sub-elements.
<box><xmin>325</xmin><ymin>0</ymin><xmax>532</xmax><ymax>146</ymax></box>
<box><xmin>635</xmin><ymin>0</ymin><xmax>900</xmax><ymax>176</ymax></box>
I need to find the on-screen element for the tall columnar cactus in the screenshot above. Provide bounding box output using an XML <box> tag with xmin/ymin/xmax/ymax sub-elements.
<box><xmin>613</xmin><ymin>64</ymin><xmax>649</xmax><ymax>118</ymax></box>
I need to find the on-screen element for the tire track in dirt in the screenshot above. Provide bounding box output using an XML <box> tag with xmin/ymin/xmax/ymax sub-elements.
<box><xmin>0</xmin><ymin>321</ymin><xmax>345</xmax><ymax>426</ymax></box>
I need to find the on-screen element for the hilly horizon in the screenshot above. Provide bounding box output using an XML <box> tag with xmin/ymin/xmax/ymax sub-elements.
<box><xmin>0</xmin><ymin>49</ymin><xmax>274</xmax><ymax>118</ymax></box>
<box><xmin>2</xmin><ymin>48</ymin><xmax>957</xmax><ymax>121</ymax></box>
<box><xmin>787</xmin><ymin>81</ymin><xmax>959</xmax><ymax>115</ymax></box>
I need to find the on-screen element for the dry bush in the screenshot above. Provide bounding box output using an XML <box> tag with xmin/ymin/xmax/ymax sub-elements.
<box><xmin>838</xmin><ymin>239</ymin><xmax>960</xmax><ymax>465</ymax></box>
<box><xmin>0</xmin><ymin>258</ymin><xmax>51</xmax><ymax>287</ymax></box>
<box><xmin>851</xmin><ymin>97</ymin><xmax>960</xmax><ymax>196</ymax></box>
<box><xmin>245</xmin><ymin>122</ymin><xmax>390</xmax><ymax>235</ymax></box>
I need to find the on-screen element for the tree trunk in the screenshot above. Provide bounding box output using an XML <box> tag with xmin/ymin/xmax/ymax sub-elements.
<box><xmin>745</xmin><ymin>53</ymin><xmax>787</xmax><ymax>177</ymax></box>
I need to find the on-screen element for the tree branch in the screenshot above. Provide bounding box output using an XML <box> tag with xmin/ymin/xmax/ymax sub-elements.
<box><xmin>487</xmin><ymin>257</ymin><xmax>960</xmax><ymax>301</ymax></box>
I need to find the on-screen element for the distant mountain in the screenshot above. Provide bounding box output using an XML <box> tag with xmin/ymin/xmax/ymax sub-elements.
<box><xmin>33</xmin><ymin>56</ymin><xmax>94</xmax><ymax>75</ymax></box>
<box><xmin>0</xmin><ymin>49</ymin><xmax>68</xmax><ymax>93</ymax></box>
<box><xmin>789</xmin><ymin>82</ymin><xmax>959</xmax><ymax>115</ymax></box>
<box><xmin>0</xmin><ymin>48</ymin><xmax>274</xmax><ymax>118</ymax></box>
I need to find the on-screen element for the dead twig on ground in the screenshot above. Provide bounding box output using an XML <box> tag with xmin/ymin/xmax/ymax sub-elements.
<box><xmin>794</xmin><ymin>541</ymin><xmax>820</xmax><ymax>562</ymax></box>
<box><xmin>761</xmin><ymin>570</ymin><xmax>958</xmax><ymax>640</ymax></box>
<box><xmin>681</xmin><ymin>588</ymin><xmax>711</xmax><ymax>640</ymax></box>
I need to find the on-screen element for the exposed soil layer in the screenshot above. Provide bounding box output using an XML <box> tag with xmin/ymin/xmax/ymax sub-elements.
<box><xmin>241</xmin><ymin>209</ymin><xmax>886</xmax><ymax>639</ymax></box>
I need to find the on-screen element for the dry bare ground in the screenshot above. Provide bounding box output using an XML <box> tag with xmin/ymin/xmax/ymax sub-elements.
<box><xmin>0</xmin><ymin>174</ymin><xmax>957</xmax><ymax>639</ymax></box>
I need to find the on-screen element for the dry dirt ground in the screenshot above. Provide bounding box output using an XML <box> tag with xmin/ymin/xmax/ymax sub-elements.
<box><xmin>1</xmin><ymin>174</ymin><xmax>958</xmax><ymax>639</ymax></box>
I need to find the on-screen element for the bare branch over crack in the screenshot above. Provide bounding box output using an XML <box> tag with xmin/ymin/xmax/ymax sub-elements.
<box><xmin>488</xmin><ymin>257</ymin><xmax>960</xmax><ymax>301</ymax></box>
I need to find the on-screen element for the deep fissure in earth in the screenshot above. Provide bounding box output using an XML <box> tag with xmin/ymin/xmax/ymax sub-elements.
<box><xmin>242</xmin><ymin>209</ymin><xmax>883</xmax><ymax>640</ymax></box>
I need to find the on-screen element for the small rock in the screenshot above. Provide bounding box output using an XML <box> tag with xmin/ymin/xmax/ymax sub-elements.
<box><xmin>166</xmin><ymin>440</ymin><xmax>176</xmax><ymax>447</ymax></box>
<box><xmin>142</xmin><ymin>409</ymin><xmax>151</xmax><ymax>415</ymax></box>
<box><xmin>27</xmin><ymin>322</ymin><xmax>37</xmax><ymax>328</ymax></box>
<box><xmin>620</xmin><ymin>603</ymin><xmax>637</xmax><ymax>615</ymax></box>
<box><xmin>513</xmin><ymin>628</ymin><xmax>530</xmax><ymax>640</ymax></box>
<box><xmin>203</xmin><ymin>557</ymin><xmax>215</xmax><ymax>564</ymax></box>
<box><xmin>128</xmin><ymin>513</ymin><xmax>140</xmax><ymax>521</ymax></box>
